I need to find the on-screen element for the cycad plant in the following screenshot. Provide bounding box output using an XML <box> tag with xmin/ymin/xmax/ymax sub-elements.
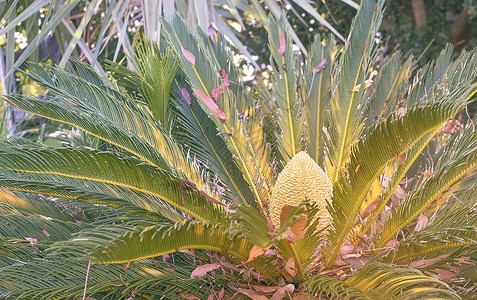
<box><xmin>0</xmin><ymin>0</ymin><xmax>476</xmax><ymax>298</ymax></box>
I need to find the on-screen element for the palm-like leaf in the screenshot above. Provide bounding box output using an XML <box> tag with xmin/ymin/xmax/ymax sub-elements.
<box><xmin>326</xmin><ymin>0</ymin><xmax>384</xmax><ymax>183</ymax></box>
<box><xmin>305</xmin><ymin>263</ymin><xmax>460</xmax><ymax>299</ymax></box>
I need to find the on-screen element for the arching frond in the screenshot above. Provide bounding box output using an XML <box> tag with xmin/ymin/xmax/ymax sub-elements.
<box><xmin>163</xmin><ymin>14</ymin><xmax>274</xmax><ymax>208</ymax></box>
<box><xmin>326</xmin><ymin>0</ymin><xmax>384</xmax><ymax>183</ymax></box>
<box><xmin>172</xmin><ymin>87</ymin><xmax>256</xmax><ymax>205</ymax></box>
<box><xmin>305</xmin><ymin>263</ymin><xmax>460</xmax><ymax>299</ymax></box>
<box><xmin>367</xmin><ymin>52</ymin><xmax>414</xmax><ymax>124</ymax></box>
<box><xmin>324</xmin><ymin>89</ymin><xmax>476</xmax><ymax>268</ymax></box>
<box><xmin>0</xmin><ymin>144</ymin><xmax>226</xmax><ymax>224</ymax></box>
<box><xmin>50</xmin><ymin>219</ymin><xmax>281</xmax><ymax>281</ymax></box>
<box><xmin>6</xmin><ymin>62</ymin><xmax>207</xmax><ymax>192</ymax></box>
<box><xmin>305</xmin><ymin>35</ymin><xmax>338</xmax><ymax>167</ymax></box>
<box><xmin>268</xmin><ymin>15</ymin><xmax>305</xmax><ymax>161</ymax></box>
<box><xmin>0</xmin><ymin>214</ymin><xmax>81</xmax><ymax>241</ymax></box>
<box><xmin>377</xmin><ymin>127</ymin><xmax>477</xmax><ymax>248</ymax></box>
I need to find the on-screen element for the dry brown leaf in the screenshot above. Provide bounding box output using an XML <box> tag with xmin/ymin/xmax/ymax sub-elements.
<box><xmin>313</xmin><ymin>58</ymin><xmax>328</xmax><ymax>75</ymax></box>
<box><xmin>285</xmin><ymin>257</ymin><xmax>297</xmax><ymax>277</ymax></box>
<box><xmin>280</xmin><ymin>205</ymin><xmax>308</xmax><ymax>241</ymax></box>
<box><xmin>414</xmin><ymin>214</ymin><xmax>428</xmax><ymax>232</ymax></box>
<box><xmin>270</xmin><ymin>284</ymin><xmax>295</xmax><ymax>300</ymax></box>
<box><xmin>409</xmin><ymin>255</ymin><xmax>450</xmax><ymax>268</ymax></box>
<box><xmin>247</xmin><ymin>245</ymin><xmax>272</xmax><ymax>262</ymax></box>
<box><xmin>229</xmin><ymin>290</ymin><xmax>269</xmax><ymax>300</ymax></box>
<box><xmin>251</xmin><ymin>285</ymin><xmax>281</xmax><ymax>294</ymax></box>
<box><xmin>396</xmin><ymin>153</ymin><xmax>406</xmax><ymax>164</ymax></box>
<box><xmin>181</xmin><ymin>295</ymin><xmax>200</xmax><ymax>300</ymax></box>
<box><xmin>190</xmin><ymin>263</ymin><xmax>220</xmax><ymax>279</ymax></box>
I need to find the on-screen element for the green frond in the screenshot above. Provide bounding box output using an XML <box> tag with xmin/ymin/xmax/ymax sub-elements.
<box><xmin>376</xmin><ymin>127</ymin><xmax>477</xmax><ymax>248</ymax></box>
<box><xmin>356</xmin><ymin>131</ymin><xmax>435</xmax><ymax>239</ymax></box>
<box><xmin>268</xmin><ymin>14</ymin><xmax>305</xmax><ymax>161</ymax></box>
<box><xmin>0</xmin><ymin>256</ymin><xmax>233</xmax><ymax>299</ymax></box>
<box><xmin>163</xmin><ymin>14</ymin><xmax>274</xmax><ymax>208</ymax></box>
<box><xmin>7</xmin><ymin>62</ymin><xmax>207</xmax><ymax>192</ymax></box>
<box><xmin>326</xmin><ymin>0</ymin><xmax>384</xmax><ymax>183</ymax></box>
<box><xmin>0</xmin><ymin>144</ymin><xmax>226</xmax><ymax>224</ymax></box>
<box><xmin>388</xmin><ymin>197</ymin><xmax>477</xmax><ymax>262</ymax></box>
<box><xmin>0</xmin><ymin>214</ymin><xmax>81</xmax><ymax>241</ymax></box>
<box><xmin>50</xmin><ymin>219</ymin><xmax>279</xmax><ymax>281</ymax></box>
<box><xmin>112</xmin><ymin>38</ymin><xmax>179</xmax><ymax>129</ymax></box>
<box><xmin>305</xmin><ymin>263</ymin><xmax>460</xmax><ymax>299</ymax></box>
<box><xmin>324</xmin><ymin>90</ymin><xmax>476</xmax><ymax>268</ymax></box>
<box><xmin>391</xmin><ymin>227</ymin><xmax>477</xmax><ymax>262</ymax></box>
<box><xmin>367</xmin><ymin>52</ymin><xmax>414</xmax><ymax>124</ymax></box>
<box><xmin>304</xmin><ymin>274</ymin><xmax>369</xmax><ymax>300</ymax></box>
<box><xmin>0</xmin><ymin>190</ymin><xmax>77</xmax><ymax>222</ymax></box>
<box><xmin>0</xmin><ymin>237</ymin><xmax>45</xmax><ymax>267</ymax></box>
<box><xmin>305</xmin><ymin>35</ymin><xmax>338</xmax><ymax>167</ymax></box>
<box><xmin>172</xmin><ymin>86</ymin><xmax>256</xmax><ymax>205</ymax></box>
<box><xmin>229</xmin><ymin>203</ymin><xmax>272</xmax><ymax>248</ymax></box>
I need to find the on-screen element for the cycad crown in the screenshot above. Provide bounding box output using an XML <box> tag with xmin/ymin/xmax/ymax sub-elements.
<box><xmin>269</xmin><ymin>151</ymin><xmax>333</xmax><ymax>231</ymax></box>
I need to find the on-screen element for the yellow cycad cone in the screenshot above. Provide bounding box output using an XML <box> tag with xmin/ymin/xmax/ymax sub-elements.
<box><xmin>269</xmin><ymin>151</ymin><xmax>333</xmax><ymax>233</ymax></box>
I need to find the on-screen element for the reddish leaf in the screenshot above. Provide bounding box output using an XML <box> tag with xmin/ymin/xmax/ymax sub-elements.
<box><xmin>42</xmin><ymin>229</ymin><xmax>50</xmax><ymax>237</ymax></box>
<box><xmin>194</xmin><ymin>90</ymin><xmax>227</xmax><ymax>121</ymax></box>
<box><xmin>279</xmin><ymin>205</ymin><xmax>307</xmax><ymax>241</ymax></box>
<box><xmin>247</xmin><ymin>245</ymin><xmax>271</xmax><ymax>262</ymax></box>
<box><xmin>124</xmin><ymin>261</ymin><xmax>131</xmax><ymax>269</ymax></box>
<box><xmin>396</xmin><ymin>153</ymin><xmax>406</xmax><ymax>164</ymax></box>
<box><xmin>190</xmin><ymin>263</ymin><xmax>220</xmax><ymax>278</ymax></box>
<box><xmin>207</xmin><ymin>294</ymin><xmax>214</xmax><ymax>300</ymax></box>
<box><xmin>415</xmin><ymin>214</ymin><xmax>428</xmax><ymax>232</ymax></box>
<box><xmin>181</xmin><ymin>88</ymin><xmax>191</xmax><ymax>105</ymax></box>
<box><xmin>218</xmin><ymin>288</ymin><xmax>225</xmax><ymax>299</ymax></box>
<box><xmin>181</xmin><ymin>47</ymin><xmax>196</xmax><ymax>66</ymax></box>
<box><xmin>220</xmin><ymin>68</ymin><xmax>230</xmax><ymax>88</ymax></box>
<box><xmin>313</xmin><ymin>58</ymin><xmax>328</xmax><ymax>75</ymax></box>
<box><xmin>278</xmin><ymin>27</ymin><xmax>286</xmax><ymax>56</ymax></box>
<box><xmin>64</xmin><ymin>98</ymin><xmax>78</xmax><ymax>106</ymax></box>
<box><xmin>270</xmin><ymin>284</ymin><xmax>295</xmax><ymax>300</ymax></box>
<box><xmin>212</xmin><ymin>88</ymin><xmax>219</xmax><ymax>101</ymax></box>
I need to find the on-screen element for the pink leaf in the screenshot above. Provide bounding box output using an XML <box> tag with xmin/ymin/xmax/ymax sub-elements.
<box><xmin>208</xmin><ymin>24</ymin><xmax>218</xmax><ymax>45</ymax></box>
<box><xmin>64</xmin><ymin>97</ymin><xmax>78</xmax><ymax>106</ymax></box>
<box><xmin>207</xmin><ymin>294</ymin><xmax>214</xmax><ymax>300</ymax></box>
<box><xmin>218</xmin><ymin>288</ymin><xmax>225</xmax><ymax>300</ymax></box>
<box><xmin>194</xmin><ymin>90</ymin><xmax>227</xmax><ymax>121</ymax></box>
<box><xmin>313</xmin><ymin>58</ymin><xmax>328</xmax><ymax>75</ymax></box>
<box><xmin>211</xmin><ymin>88</ymin><xmax>219</xmax><ymax>101</ymax></box>
<box><xmin>278</xmin><ymin>27</ymin><xmax>286</xmax><ymax>56</ymax></box>
<box><xmin>220</xmin><ymin>68</ymin><xmax>230</xmax><ymax>88</ymax></box>
<box><xmin>181</xmin><ymin>47</ymin><xmax>196</xmax><ymax>66</ymax></box>
<box><xmin>190</xmin><ymin>263</ymin><xmax>220</xmax><ymax>279</ymax></box>
<box><xmin>415</xmin><ymin>214</ymin><xmax>428</xmax><ymax>232</ymax></box>
<box><xmin>42</xmin><ymin>229</ymin><xmax>50</xmax><ymax>237</ymax></box>
<box><xmin>181</xmin><ymin>88</ymin><xmax>191</xmax><ymax>105</ymax></box>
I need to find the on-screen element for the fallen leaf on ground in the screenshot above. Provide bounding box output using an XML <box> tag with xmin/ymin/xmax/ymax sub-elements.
<box><xmin>229</xmin><ymin>289</ymin><xmax>269</xmax><ymax>300</ymax></box>
<box><xmin>270</xmin><ymin>284</ymin><xmax>295</xmax><ymax>300</ymax></box>
<box><xmin>190</xmin><ymin>263</ymin><xmax>220</xmax><ymax>278</ymax></box>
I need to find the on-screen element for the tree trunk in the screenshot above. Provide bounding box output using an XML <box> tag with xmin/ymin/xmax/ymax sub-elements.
<box><xmin>412</xmin><ymin>0</ymin><xmax>428</xmax><ymax>29</ymax></box>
